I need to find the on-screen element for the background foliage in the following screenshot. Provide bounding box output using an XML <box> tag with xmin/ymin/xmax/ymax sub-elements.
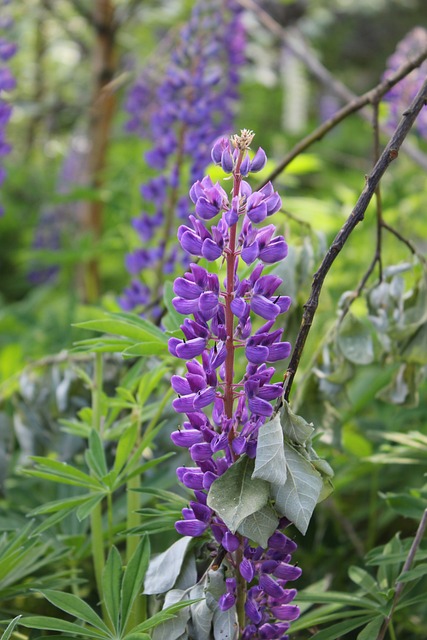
<box><xmin>1</xmin><ymin>0</ymin><xmax>427</xmax><ymax>638</ymax></box>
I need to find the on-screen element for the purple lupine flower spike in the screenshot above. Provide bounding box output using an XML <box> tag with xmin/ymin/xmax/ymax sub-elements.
<box><xmin>0</xmin><ymin>0</ymin><xmax>16</xmax><ymax>216</ymax></box>
<box><xmin>383</xmin><ymin>28</ymin><xmax>427</xmax><ymax>138</ymax></box>
<box><xmin>169</xmin><ymin>130</ymin><xmax>301</xmax><ymax>638</ymax></box>
<box><xmin>120</xmin><ymin>0</ymin><xmax>245</xmax><ymax>315</ymax></box>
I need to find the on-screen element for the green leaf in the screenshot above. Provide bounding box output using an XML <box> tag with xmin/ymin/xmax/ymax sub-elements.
<box><xmin>151</xmin><ymin>590</ymin><xmax>190</xmax><ymax>640</ymax></box>
<box><xmin>103</xmin><ymin>546</ymin><xmax>122</xmax><ymax>632</ymax></box>
<box><xmin>74</xmin><ymin>313</ymin><xmax>167</xmax><ymax>344</ymax></box>
<box><xmin>76</xmin><ymin>493</ymin><xmax>105</xmax><ymax>521</ymax></box>
<box><xmin>310</xmin><ymin>614</ymin><xmax>375</xmax><ymax>640</ymax></box>
<box><xmin>113</xmin><ymin>423</ymin><xmax>138</xmax><ymax>475</ymax></box>
<box><xmin>25</xmin><ymin>458</ymin><xmax>102</xmax><ymax>490</ymax></box>
<box><xmin>131</xmin><ymin>601</ymin><xmax>198</xmax><ymax>634</ymax></box>
<box><xmin>207</xmin><ymin>456</ymin><xmax>269</xmax><ymax>533</ymax></box>
<box><xmin>384</xmin><ymin>492</ymin><xmax>426</xmax><ymax>519</ymax></box>
<box><xmin>121</xmin><ymin>536</ymin><xmax>150</xmax><ymax>629</ymax></box>
<box><xmin>272</xmin><ymin>443</ymin><xmax>323</xmax><ymax>535</ymax></box>
<box><xmin>86</xmin><ymin>430</ymin><xmax>108</xmax><ymax>478</ymax></box>
<box><xmin>122</xmin><ymin>342</ymin><xmax>169</xmax><ymax>357</ymax></box>
<box><xmin>282</xmin><ymin>401</ymin><xmax>314</xmax><ymax>446</ymax></box>
<box><xmin>357</xmin><ymin>617</ymin><xmax>384</xmax><ymax>639</ymax></box>
<box><xmin>38</xmin><ymin>590</ymin><xmax>111</xmax><ymax>635</ymax></box>
<box><xmin>19</xmin><ymin>616</ymin><xmax>108</xmax><ymax>638</ymax></box>
<box><xmin>252</xmin><ymin>413</ymin><xmax>287</xmax><ymax>484</ymax></box>
<box><xmin>337</xmin><ymin>313</ymin><xmax>374</xmax><ymax>365</ymax></box>
<box><xmin>0</xmin><ymin>616</ymin><xmax>21</xmax><ymax>640</ymax></box>
<box><xmin>236</xmin><ymin>505</ymin><xmax>279</xmax><ymax>548</ymax></box>
<box><xmin>348</xmin><ymin>567</ymin><xmax>385</xmax><ymax>603</ymax></box>
<box><xmin>397</xmin><ymin>562</ymin><xmax>427</xmax><ymax>583</ymax></box>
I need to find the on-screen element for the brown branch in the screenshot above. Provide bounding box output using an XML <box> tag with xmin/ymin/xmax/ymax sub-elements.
<box><xmin>278</xmin><ymin>76</ymin><xmax>427</xmax><ymax>403</ymax></box>
<box><xmin>238</xmin><ymin>0</ymin><xmax>427</xmax><ymax>176</ymax></box>
<box><xmin>376</xmin><ymin>509</ymin><xmax>427</xmax><ymax>640</ymax></box>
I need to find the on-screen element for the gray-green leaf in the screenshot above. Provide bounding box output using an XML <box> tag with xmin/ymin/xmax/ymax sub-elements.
<box><xmin>213</xmin><ymin>605</ymin><xmax>238</xmax><ymax>640</ymax></box>
<box><xmin>337</xmin><ymin>313</ymin><xmax>374</xmax><ymax>365</ymax></box>
<box><xmin>272</xmin><ymin>444</ymin><xmax>322</xmax><ymax>535</ymax></box>
<box><xmin>207</xmin><ymin>457</ymin><xmax>269</xmax><ymax>533</ymax></box>
<box><xmin>236</xmin><ymin>505</ymin><xmax>279</xmax><ymax>548</ymax></box>
<box><xmin>144</xmin><ymin>537</ymin><xmax>192</xmax><ymax>595</ymax></box>
<box><xmin>252</xmin><ymin>413</ymin><xmax>287</xmax><ymax>484</ymax></box>
<box><xmin>282</xmin><ymin>401</ymin><xmax>314</xmax><ymax>446</ymax></box>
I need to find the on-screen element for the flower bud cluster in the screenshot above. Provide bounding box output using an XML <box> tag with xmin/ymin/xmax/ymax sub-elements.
<box><xmin>0</xmin><ymin>0</ymin><xmax>16</xmax><ymax>216</ymax></box>
<box><xmin>120</xmin><ymin>0</ymin><xmax>245</xmax><ymax>315</ymax></box>
<box><xmin>383</xmin><ymin>27</ymin><xmax>427</xmax><ymax>138</ymax></box>
<box><xmin>169</xmin><ymin>131</ymin><xmax>300</xmax><ymax>638</ymax></box>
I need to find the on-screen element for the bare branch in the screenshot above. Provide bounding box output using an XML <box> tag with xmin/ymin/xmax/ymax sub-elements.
<box><xmin>239</xmin><ymin>0</ymin><xmax>427</xmax><ymax>176</ymax></box>
<box><xmin>277</xmin><ymin>76</ymin><xmax>427</xmax><ymax>403</ymax></box>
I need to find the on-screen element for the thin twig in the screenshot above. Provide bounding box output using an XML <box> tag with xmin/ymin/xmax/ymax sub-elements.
<box><xmin>382</xmin><ymin>221</ymin><xmax>427</xmax><ymax>264</ymax></box>
<box><xmin>376</xmin><ymin>509</ymin><xmax>427</xmax><ymax>640</ymax></box>
<box><xmin>276</xmin><ymin>76</ymin><xmax>427</xmax><ymax>404</ymax></box>
<box><xmin>238</xmin><ymin>0</ymin><xmax>427</xmax><ymax>176</ymax></box>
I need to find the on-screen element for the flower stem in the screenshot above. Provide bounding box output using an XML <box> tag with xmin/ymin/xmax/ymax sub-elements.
<box><xmin>224</xmin><ymin>151</ymin><xmax>243</xmax><ymax>420</ymax></box>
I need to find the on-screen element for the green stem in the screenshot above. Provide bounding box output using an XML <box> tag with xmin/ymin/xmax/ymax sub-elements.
<box><xmin>90</xmin><ymin>501</ymin><xmax>108</xmax><ymax>622</ymax></box>
<box><xmin>235</xmin><ymin>544</ymin><xmax>246</xmax><ymax>631</ymax></box>
<box><xmin>125</xmin><ymin>472</ymin><xmax>147</xmax><ymax>628</ymax></box>
<box><xmin>389</xmin><ymin>621</ymin><xmax>397</xmax><ymax>640</ymax></box>
<box><xmin>93</xmin><ymin>352</ymin><xmax>103</xmax><ymax>433</ymax></box>
<box><xmin>90</xmin><ymin>352</ymin><xmax>108</xmax><ymax>623</ymax></box>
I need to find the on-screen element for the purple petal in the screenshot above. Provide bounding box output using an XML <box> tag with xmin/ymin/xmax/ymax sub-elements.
<box><xmin>190</xmin><ymin>442</ymin><xmax>214</xmax><ymax>462</ymax></box>
<box><xmin>250</xmin><ymin>295</ymin><xmax>280</xmax><ymax>320</ymax></box>
<box><xmin>176</xmin><ymin>337</ymin><xmax>207</xmax><ymax>358</ymax></box>
<box><xmin>172</xmin><ymin>297</ymin><xmax>199</xmax><ymax>315</ymax></box>
<box><xmin>248</xmin><ymin>396</ymin><xmax>273</xmax><ymax>417</ymax></box>
<box><xmin>259</xmin><ymin>574</ymin><xmax>286</xmax><ymax>599</ymax></box>
<box><xmin>276</xmin><ymin>296</ymin><xmax>292</xmax><ymax>313</ymax></box>
<box><xmin>259</xmin><ymin>238</ymin><xmax>288</xmax><ymax>263</ymax></box>
<box><xmin>240</xmin><ymin>557</ymin><xmax>255</xmax><ymax>582</ymax></box>
<box><xmin>173</xmin><ymin>394</ymin><xmax>197</xmax><ymax>413</ymax></box>
<box><xmin>268</xmin><ymin>342</ymin><xmax>292</xmax><ymax>361</ymax></box>
<box><xmin>241</xmin><ymin>242</ymin><xmax>259</xmax><ymax>264</ymax></box>
<box><xmin>270</xmin><ymin>605</ymin><xmax>300</xmax><ymax>621</ymax></box>
<box><xmin>231</xmin><ymin>297</ymin><xmax>248</xmax><ymax>318</ymax></box>
<box><xmin>245</xmin><ymin>344</ymin><xmax>270</xmax><ymax>365</ymax></box>
<box><xmin>182</xmin><ymin>470</ymin><xmax>205</xmax><ymax>490</ymax></box>
<box><xmin>175</xmin><ymin>519</ymin><xmax>208</xmax><ymax>536</ymax></box>
<box><xmin>180</xmin><ymin>230</ymin><xmax>203</xmax><ymax>256</ymax></box>
<box><xmin>196</xmin><ymin>197</ymin><xmax>220</xmax><ymax>220</ymax></box>
<box><xmin>198</xmin><ymin>291</ymin><xmax>219</xmax><ymax>320</ymax></box>
<box><xmin>223</xmin><ymin>532</ymin><xmax>240</xmax><ymax>552</ymax></box>
<box><xmin>218</xmin><ymin>592</ymin><xmax>236</xmax><ymax>611</ymax></box>
<box><xmin>247</xmin><ymin>202</ymin><xmax>267</xmax><ymax>223</ymax></box>
<box><xmin>171</xmin><ymin>429</ymin><xmax>203</xmax><ymax>447</ymax></box>
<box><xmin>273</xmin><ymin>563</ymin><xmax>302</xmax><ymax>581</ymax></box>
<box><xmin>202</xmin><ymin>238</ymin><xmax>223</xmax><ymax>260</ymax></box>
<box><xmin>250</xmin><ymin>147</ymin><xmax>267</xmax><ymax>172</ymax></box>
<box><xmin>173</xmin><ymin>277</ymin><xmax>203</xmax><ymax>300</ymax></box>
<box><xmin>171</xmin><ymin>375</ymin><xmax>192</xmax><ymax>395</ymax></box>
<box><xmin>193</xmin><ymin>386</ymin><xmax>216</xmax><ymax>409</ymax></box>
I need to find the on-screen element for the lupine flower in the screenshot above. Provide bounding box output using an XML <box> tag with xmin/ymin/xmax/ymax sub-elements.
<box><xmin>28</xmin><ymin>132</ymin><xmax>89</xmax><ymax>284</ymax></box>
<box><xmin>0</xmin><ymin>0</ymin><xmax>16</xmax><ymax>216</ymax></box>
<box><xmin>120</xmin><ymin>0</ymin><xmax>245</xmax><ymax>315</ymax></box>
<box><xmin>169</xmin><ymin>131</ymin><xmax>300</xmax><ymax>638</ymax></box>
<box><xmin>383</xmin><ymin>27</ymin><xmax>427</xmax><ymax>138</ymax></box>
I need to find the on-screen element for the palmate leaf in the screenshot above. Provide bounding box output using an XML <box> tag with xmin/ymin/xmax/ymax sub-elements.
<box><xmin>73</xmin><ymin>312</ymin><xmax>167</xmax><ymax>343</ymax></box>
<box><xmin>24</xmin><ymin>458</ymin><xmax>103</xmax><ymax>491</ymax></box>
<box><xmin>130</xmin><ymin>600</ymin><xmax>200</xmax><ymax>634</ymax></box>
<box><xmin>207</xmin><ymin>456</ymin><xmax>269</xmax><ymax>533</ymax></box>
